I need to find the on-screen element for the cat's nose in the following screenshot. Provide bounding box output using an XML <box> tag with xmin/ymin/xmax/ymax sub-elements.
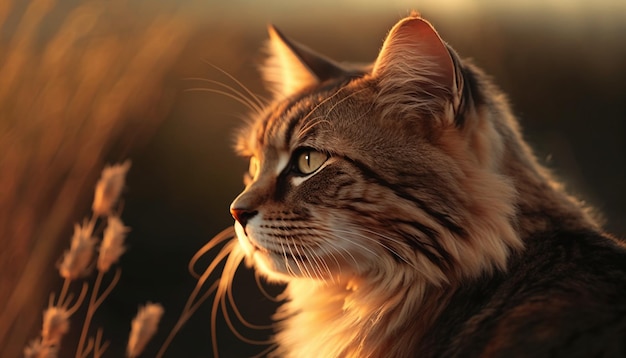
<box><xmin>230</xmin><ymin>206</ymin><xmax>258</xmax><ymax>228</ymax></box>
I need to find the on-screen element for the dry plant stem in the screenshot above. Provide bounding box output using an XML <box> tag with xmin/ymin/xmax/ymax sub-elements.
<box><xmin>80</xmin><ymin>338</ymin><xmax>94</xmax><ymax>358</ymax></box>
<box><xmin>0</xmin><ymin>2</ymin><xmax>191</xmax><ymax>355</ymax></box>
<box><xmin>75</xmin><ymin>268</ymin><xmax>121</xmax><ymax>358</ymax></box>
<box><xmin>64</xmin><ymin>282</ymin><xmax>89</xmax><ymax>317</ymax></box>
<box><xmin>56</xmin><ymin>278</ymin><xmax>71</xmax><ymax>308</ymax></box>
<box><xmin>93</xmin><ymin>328</ymin><xmax>109</xmax><ymax>358</ymax></box>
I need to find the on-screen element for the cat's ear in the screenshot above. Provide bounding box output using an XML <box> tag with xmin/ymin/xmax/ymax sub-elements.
<box><xmin>262</xmin><ymin>25</ymin><xmax>349</xmax><ymax>98</ymax></box>
<box><xmin>373</xmin><ymin>15</ymin><xmax>463</xmax><ymax>122</ymax></box>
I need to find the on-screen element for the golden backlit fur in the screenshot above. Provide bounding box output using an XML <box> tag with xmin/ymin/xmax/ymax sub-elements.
<box><xmin>205</xmin><ymin>13</ymin><xmax>623</xmax><ymax>358</ymax></box>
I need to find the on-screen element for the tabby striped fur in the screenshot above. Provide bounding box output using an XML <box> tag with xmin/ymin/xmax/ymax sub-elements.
<box><xmin>214</xmin><ymin>13</ymin><xmax>626</xmax><ymax>357</ymax></box>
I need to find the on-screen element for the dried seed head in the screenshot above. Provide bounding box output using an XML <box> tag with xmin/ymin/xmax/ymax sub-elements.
<box><xmin>92</xmin><ymin>160</ymin><xmax>131</xmax><ymax>216</ymax></box>
<box><xmin>24</xmin><ymin>338</ymin><xmax>58</xmax><ymax>358</ymax></box>
<box><xmin>127</xmin><ymin>302</ymin><xmax>164</xmax><ymax>358</ymax></box>
<box><xmin>98</xmin><ymin>215</ymin><xmax>130</xmax><ymax>272</ymax></box>
<box><xmin>41</xmin><ymin>306</ymin><xmax>70</xmax><ymax>346</ymax></box>
<box><xmin>59</xmin><ymin>221</ymin><xmax>96</xmax><ymax>280</ymax></box>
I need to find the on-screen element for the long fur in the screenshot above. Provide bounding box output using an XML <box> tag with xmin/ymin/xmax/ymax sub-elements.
<box><xmin>209</xmin><ymin>13</ymin><xmax>626</xmax><ymax>358</ymax></box>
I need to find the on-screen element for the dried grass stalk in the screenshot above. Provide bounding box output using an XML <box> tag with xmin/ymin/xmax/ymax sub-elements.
<box><xmin>0</xmin><ymin>1</ymin><xmax>193</xmax><ymax>356</ymax></box>
<box><xmin>127</xmin><ymin>303</ymin><xmax>165</xmax><ymax>358</ymax></box>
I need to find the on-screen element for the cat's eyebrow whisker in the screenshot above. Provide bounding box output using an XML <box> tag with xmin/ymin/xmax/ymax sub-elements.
<box><xmin>323</xmin><ymin>87</ymin><xmax>369</xmax><ymax>119</ymax></box>
<box><xmin>298</xmin><ymin>85</ymin><xmax>347</xmax><ymax>124</ymax></box>
<box><xmin>296</xmin><ymin>116</ymin><xmax>331</xmax><ymax>139</ymax></box>
<box><xmin>291</xmin><ymin>84</ymin><xmax>350</xmax><ymax>142</ymax></box>
<box><xmin>184</xmin><ymin>81</ymin><xmax>264</xmax><ymax>114</ymax></box>
<box><xmin>203</xmin><ymin>61</ymin><xmax>268</xmax><ymax>108</ymax></box>
<box><xmin>296</xmin><ymin>87</ymin><xmax>370</xmax><ymax>142</ymax></box>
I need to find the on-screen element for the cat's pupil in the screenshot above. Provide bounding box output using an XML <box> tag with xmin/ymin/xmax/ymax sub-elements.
<box><xmin>296</xmin><ymin>149</ymin><xmax>327</xmax><ymax>175</ymax></box>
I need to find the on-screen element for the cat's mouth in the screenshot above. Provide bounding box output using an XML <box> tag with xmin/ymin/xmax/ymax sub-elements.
<box><xmin>235</xmin><ymin>223</ymin><xmax>314</xmax><ymax>267</ymax></box>
<box><xmin>235</xmin><ymin>223</ymin><xmax>279</xmax><ymax>256</ymax></box>
<box><xmin>245</xmin><ymin>234</ymin><xmax>310</xmax><ymax>261</ymax></box>
<box><xmin>245</xmin><ymin>235</ymin><xmax>269</xmax><ymax>254</ymax></box>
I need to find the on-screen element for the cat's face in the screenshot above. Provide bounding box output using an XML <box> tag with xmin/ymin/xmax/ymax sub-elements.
<box><xmin>230</xmin><ymin>16</ymin><xmax>521</xmax><ymax>285</ymax></box>
<box><xmin>231</xmin><ymin>80</ymin><xmax>424</xmax><ymax>282</ymax></box>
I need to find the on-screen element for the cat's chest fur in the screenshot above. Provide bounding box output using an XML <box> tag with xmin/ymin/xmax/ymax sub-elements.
<box><xmin>270</xmin><ymin>276</ymin><xmax>449</xmax><ymax>357</ymax></box>
<box><xmin>272</xmin><ymin>280</ymin><xmax>420</xmax><ymax>357</ymax></box>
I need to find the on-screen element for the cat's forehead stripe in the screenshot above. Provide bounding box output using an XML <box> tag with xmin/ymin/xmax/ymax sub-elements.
<box><xmin>262</xmin><ymin>94</ymin><xmax>316</xmax><ymax>151</ymax></box>
<box><xmin>262</xmin><ymin>79</ymin><xmax>358</xmax><ymax>152</ymax></box>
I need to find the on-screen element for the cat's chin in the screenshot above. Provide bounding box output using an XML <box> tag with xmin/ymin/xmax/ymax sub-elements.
<box><xmin>234</xmin><ymin>223</ymin><xmax>302</xmax><ymax>283</ymax></box>
<box><xmin>234</xmin><ymin>223</ymin><xmax>348</xmax><ymax>283</ymax></box>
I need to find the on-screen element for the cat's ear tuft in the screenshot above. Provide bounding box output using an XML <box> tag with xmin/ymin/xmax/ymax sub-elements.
<box><xmin>262</xmin><ymin>25</ymin><xmax>348</xmax><ymax>98</ymax></box>
<box><xmin>373</xmin><ymin>16</ymin><xmax>460</xmax><ymax>120</ymax></box>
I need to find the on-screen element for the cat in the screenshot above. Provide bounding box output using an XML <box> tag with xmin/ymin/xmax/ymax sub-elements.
<box><xmin>216</xmin><ymin>13</ymin><xmax>626</xmax><ymax>357</ymax></box>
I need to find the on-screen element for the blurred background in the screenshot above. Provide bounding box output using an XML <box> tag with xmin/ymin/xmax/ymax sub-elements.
<box><xmin>1</xmin><ymin>0</ymin><xmax>624</xmax><ymax>357</ymax></box>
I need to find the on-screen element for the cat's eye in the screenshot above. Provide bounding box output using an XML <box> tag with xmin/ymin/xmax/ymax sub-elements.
<box><xmin>296</xmin><ymin>149</ymin><xmax>328</xmax><ymax>175</ymax></box>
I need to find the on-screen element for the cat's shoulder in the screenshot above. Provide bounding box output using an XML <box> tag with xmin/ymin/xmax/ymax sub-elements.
<box><xmin>425</xmin><ymin>230</ymin><xmax>626</xmax><ymax>357</ymax></box>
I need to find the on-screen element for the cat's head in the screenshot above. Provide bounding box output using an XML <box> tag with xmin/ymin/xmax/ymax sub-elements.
<box><xmin>230</xmin><ymin>14</ymin><xmax>522</xmax><ymax>286</ymax></box>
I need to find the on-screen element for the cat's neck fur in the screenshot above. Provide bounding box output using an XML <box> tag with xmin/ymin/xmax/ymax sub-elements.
<box><xmin>273</xmin><ymin>275</ymin><xmax>451</xmax><ymax>357</ymax></box>
<box><xmin>483</xmin><ymin>90</ymin><xmax>599</xmax><ymax>239</ymax></box>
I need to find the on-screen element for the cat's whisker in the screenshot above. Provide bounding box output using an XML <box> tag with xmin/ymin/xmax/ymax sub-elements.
<box><xmin>279</xmin><ymin>240</ymin><xmax>297</xmax><ymax>277</ymax></box>
<box><xmin>321</xmin><ymin>240</ymin><xmax>353</xmax><ymax>271</ymax></box>
<box><xmin>325</xmin><ymin>230</ymin><xmax>383</xmax><ymax>258</ymax></box>
<box><xmin>297</xmin><ymin>87</ymin><xmax>372</xmax><ymax>143</ymax></box>
<box><xmin>322</xmin><ymin>235</ymin><xmax>361</xmax><ymax>272</ymax></box>
<box><xmin>329</xmin><ymin>228</ymin><xmax>419</xmax><ymax>271</ymax></box>
<box><xmin>217</xmin><ymin>251</ymin><xmax>274</xmax><ymax>346</ymax></box>
<box><xmin>208</xmin><ymin>242</ymin><xmax>241</xmax><ymax>358</ymax></box>
<box><xmin>296</xmin><ymin>116</ymin><xmax>331</xmax><ymax>139</ymax></box>
<box><xmin>254</xmin><ymin>270</ymin><xmax>282</xmax><ymax>303</ymax></box>
<box><xmin>303</xmin><ymin>246</ymin><xmax>322</xmax><ymax>282</ymax></box>
<box><xmin>183</xmin><ymin>77</ymin><xmax>264</xmax><ymax>114</ymax></box>
<box><xmin>318</xmin><ymin>243</ymin><xmax>343</xmax><ymax>281</ymax></box>
<box><xmin>188</xmin><ymin>226</ymin><xmax>236</xmax><ymax>279</ymax></box>
<box><xmin>225</xmin><ymin>259</ymin><xmax>274</xmax><ymax>330</ymax></box>
<box><xmin>185</xmin><ymin>87</ymin><xmax>262</xmax><ymax>115</ymax></box>
<box><xmin>306</xmin><ymin>244</ymin><xmax>332</xmax><ymax>283</ymax></box>
<box><xmin>293</xmin><ymin>85</ymin><xmax>349</xmax><ymax>140</ymax></box>
<box><xmin>203</xmin><ymin>61</ymin><xmax>268</xmax><ymax>109</ymax></box>
<box><xmin>289</xmin><ymin>237</ymin><xmax>313</xmax><ymax>280</ymax></box>
<box><xmin>322</xmin><ymin>87</ymin><xmax>369</xmax><ymax>119</ymax></box>
<box><xmin>305</xmin><ymin>245</ymin><xmax>328</xmax><ymax>283</ymax></box>
<box><xmin>217</xmin><ymin>13</ymin><xmax>624</xmax><ymax>357</ymax></box>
